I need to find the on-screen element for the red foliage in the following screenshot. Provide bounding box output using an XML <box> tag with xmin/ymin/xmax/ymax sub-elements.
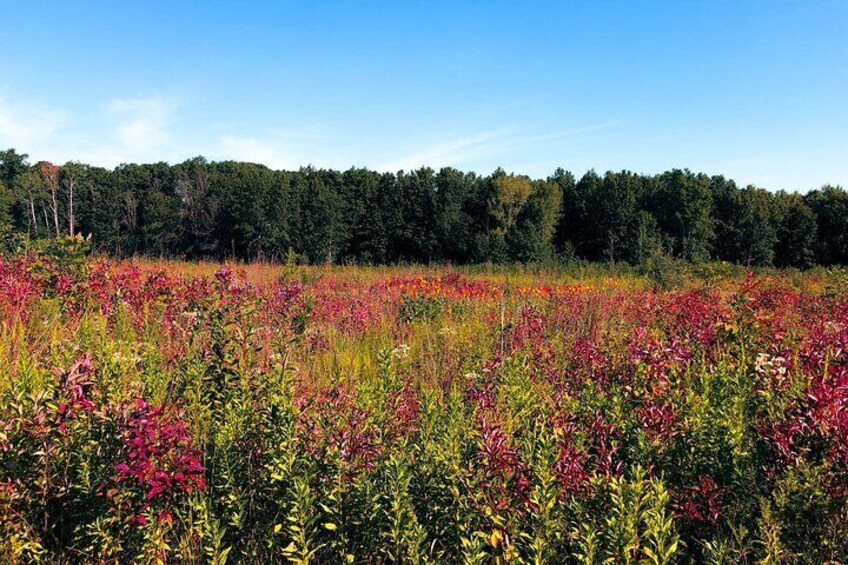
<box><xmin>113</xmin><ymin>399</ymin><xmax>205</xmax><ymax>523</ymax></box>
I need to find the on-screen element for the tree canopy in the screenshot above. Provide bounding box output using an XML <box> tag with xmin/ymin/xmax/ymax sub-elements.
<box><xmin>0</xmin><ymin>148</ymin><xmax>844</xmax><ymax>267</ymax></box>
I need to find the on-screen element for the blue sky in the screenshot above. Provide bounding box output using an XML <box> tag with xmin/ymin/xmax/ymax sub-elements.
<box><xmin>0</xmin><ymin>1</ymin><xmax>845</xmax><ymax>191</ymax></box>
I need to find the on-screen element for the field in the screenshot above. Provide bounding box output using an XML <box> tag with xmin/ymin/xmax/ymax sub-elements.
<box><xmin>1</xmin><ymin>254</ymin><xmax>847</xmax><ymax>563</ymax></box>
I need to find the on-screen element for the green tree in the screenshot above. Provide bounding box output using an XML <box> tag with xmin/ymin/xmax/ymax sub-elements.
<box><xmin>290</xmin><ymin>168</ymin><xmax>347</xmax><ymax>263</ymax></box>
<box><xmin>508</xmin><ymin>178</ymin><xmax>562</xmax><ymax>262</ymax></box>
<box><xmin>774</xmin><ymin>191</ymin><xmax>817</xmax><ymax>268</ymax></box>
<box><xmin>340</xmin><ymin>168</ymin><xmax>388</xmax><ymax>264</ymax></box>
<box><xmin>653</xmin><ymin>169</ymin><xmax>714</xmax><ymax>262</ymax></box>
<box><xmin>806</xmin><ymin>185</ymin><xmax>848</xmax><ymax>265</ymax></box>
<box><xmin>0</xmin><ymin>180</ymin><xmax>12</xmax><ymax>230</ymax></box>
<box><xmin>12</xmin><ymin>167</ymin><xmax>51</xmax><ymax>237</ymax></box>
<box><xmin>578</xmin><ymin>170</ymin><xmax>644</xmax><ymax>262</ymax></box>
<box><xmin>109</xmin><ymin>163</ymin><xmax>180</xmax><ymax>256</ymax></box>
<box><xmin>737</xmin><ymin>186</ymin><xmax>779</xmax><ymax>266</ymax></box>
<box><xmin>710</xmin><ymin>175</ymin><xmax>743</xmax><ymax>262</ymax></box>
<box><xmin>480</xmin><ymin>171</ymin><xmax>535</xmax><ymax>262</ymax></box>
<box><xmin>550</xmin><ymin>168</ymin><xmax>577</xmax><ymax>258</ymax></box>
<box><xmin>389</xmin><ymin>168</ymin><xmax>439</xmax><ymax>262</ymax></box>
<box><xmin>0</xmin><ymin>149</ymin><xmax>29</xmax><ymax>188</ymax></box>
<box><xmin>210</xmin><ymin>161</ymin><xmax>285</xmax><ymax>259</ymax></box>
<box><xmin>434</xmin><ymin>167</ymin><xmax>478</xmax><ymax>263</ymax></box>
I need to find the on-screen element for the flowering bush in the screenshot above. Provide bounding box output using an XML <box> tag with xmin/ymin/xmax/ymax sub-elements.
<box><xmin>111</xmin><ymin>399</ymin><xmax>205</xmax><ymax>526</ymax></box>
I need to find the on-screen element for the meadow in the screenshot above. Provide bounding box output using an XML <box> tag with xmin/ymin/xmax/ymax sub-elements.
<box><xmin>1</xmin><ymin>251</ymin><xmax>847</xmax><ymax>563</ymax></box>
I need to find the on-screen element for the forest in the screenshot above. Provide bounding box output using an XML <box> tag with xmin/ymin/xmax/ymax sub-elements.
<box><xmin>0</xmin><ymin>147</ymin><xmax>845</xmax><ymax>267</ymax></box>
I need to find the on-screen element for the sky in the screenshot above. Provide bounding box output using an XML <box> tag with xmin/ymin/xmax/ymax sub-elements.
<box><xmin>0</xmin><ymin>1</ymin><xmax>845</xmax><ymax>191</ymax></box>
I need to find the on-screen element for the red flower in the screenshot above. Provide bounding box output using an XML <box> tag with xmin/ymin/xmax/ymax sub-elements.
<box><xmin>113</xmin><ymin>398</ymin><xmax>204</xmax><ymax>523</ymax></box>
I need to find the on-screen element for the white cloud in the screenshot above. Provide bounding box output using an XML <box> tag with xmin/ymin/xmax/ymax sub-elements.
<box><xmin>215</xmin><ymin>127</ymin><xmax>339</xmax><ymax>170</ymax></box>
<box><xmin>218</xmin><ymin>135</ymin><xmax>295</xmax><ymax>169</ymax></box>
<box><xmin>375</xmin><ymin>121</ymin><xmax>622</xmax><ymax>173</ymax></box>
<box><xmin>66</xmin><ymin>95</ymin><xmax>181</xmax><ymax>167</ymax></box>
<box><xmin>376</xmin><ymin>131</ymin><xmax>507</xmax><ymax>172</ymax></box>
<box><xmin>0</xmin><ymin>97</ymin><xmax>67</xmax><ymax>150</ymax></box>
<box><xmin>508</xmin><ymin>120</ymin><xmax>623</xmax><ymax>146</ymax></box>
<box><xmin>107</xmin><ymin>96</ymin><xmax>174</xmax><ymax>152</ymax></box>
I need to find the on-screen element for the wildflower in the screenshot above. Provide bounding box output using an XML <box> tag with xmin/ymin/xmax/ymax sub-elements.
<box><xmin>391</xmin><ymin>344</ymin><xmax>411</xmax><ymax>359</ymax></box>
<box><xmin>112</xmin><ymin>399</ymin><xmax>204</xmax><ymax>524</ymax></box>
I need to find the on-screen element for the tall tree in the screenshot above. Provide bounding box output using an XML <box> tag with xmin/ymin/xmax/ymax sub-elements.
<box><xmin>577</xmin><ymin>170</ymin><xmax>643</xmax><ymax>262</ymax></box>
<box><xmin>60</xmin><ymin>162</ymin><xmax>90</xmax><ymax>237</ymax></box>
<box><xmin>481</xmin><ymin>171</ymin><xmax>534</xmax><ymax>261</ymax></box>
<box><xmin>12</xmin><ymin>167</ymin><xmax>50</xmax><ymax>237</ymax></box>
<box><xmin>0</xmin><ymin>149</ymin><xmax>29</xmax><ymax>188</ymax></box>
<box><xmin>550</xmin><ymin>168</ymin><xmax>577</xmax><ymax>257</ymax></box>
<box><xmin>434</xmin><ymin>167</ymin><xmax>478</xmax><ymax>263</ymax></box>
<box><xmin>774</xmin><ymin>191</ymin><xmax>817</xmax><ymax>268</ymax></box>
<box><xmin>390</xmin><ymin>168</ymin><xmax>439</xmax><ymax>262</ymax></box>
<box><xmin>806</xmin><ymin>185</ymin><xmax>848</xmax><ymax>265</ymax></box>
<box><xmin>291</xmin><ymin>168</ymin><xmax>347</xmax><ymax>263</ymax></box>
<box><xmin>508</xmin><ymin>178</ymin><xmax>562</xmax><ymax>262</ymax></box>
<box><xmin>340</xmin><ymin>168</ymin><xmax>388</xmax><ymax>264</ymax></box>
<box><xmin>177</xmin><ymin>157</ymin><xmax>219</xmax><ymax>257</ymax></box>
<box><xmin>39</xmin><ymin>162</ymin><xmax>62</xmax><ymax>237</ymax></box>
<box><xmin>653</xmin><ymin>169</ymin><xmax>714</xmax><ymax>262</ymax></box>
<box><xmin>738</xmin><ymin>186</ymin><xmax>779</xmax><ymax>266</ymax></box>
<box><xmin>0</xmin><ymin>180</ymin><xmax>12</xmax><ymax>231</ymax></box>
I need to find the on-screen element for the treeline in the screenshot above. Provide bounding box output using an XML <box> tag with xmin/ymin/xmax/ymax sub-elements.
<box><xmin>0</xmin><ymin>147</ymin><xmax>846</xmax><ymax>266</ymax></box>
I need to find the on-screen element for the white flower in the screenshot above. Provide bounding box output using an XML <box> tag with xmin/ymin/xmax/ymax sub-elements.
<box><xmin>392</xmin><ymin>344</ymin><xmax>411</xmax><ymax>359</ymax></box>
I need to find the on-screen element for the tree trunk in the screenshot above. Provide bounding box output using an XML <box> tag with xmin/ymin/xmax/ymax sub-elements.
<box><xmin>67</xmin><ymin>177</ymin><xmax>75</xmax><ymax>237</ymax></box>
<box><xmin>28</xmin><ymin>194</ymin><xmax>37</xmax><ymax>233</ymax></box>
<box><xmin>51</xmin><ymin>186</ymin><xmax>60</xmax><ymax>237</ymax></box>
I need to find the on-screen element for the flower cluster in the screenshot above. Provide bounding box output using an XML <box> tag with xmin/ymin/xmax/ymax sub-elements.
<box><xmin>113</xmin><ymin>399</ymin><xmax>205</xmax><ymax>524</ymax></box>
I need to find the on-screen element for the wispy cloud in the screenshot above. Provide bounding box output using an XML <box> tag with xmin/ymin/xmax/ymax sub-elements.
<box><xmin>107</xmin><ymin>96</ymin><xmax>175</xmax><ymax>152</ymax></box>
<box><xmin>215</xmin><ymin>127</ymin><xmax>338</xmax><ymax>170</ymax></box>
<box><xmin>0</xmin><ymin>89</ymin><xmax>624</xmax><ymax>176</ymax></box>
<box><xmin>376</xmin><ymin>131</ymin><xmax>508</xmax><ymax>172</ymax></box>
<box><xmin>0</xmin><ymin>96</ymin><xmax>67</xmax><ymax>151</ymax></box>
<box><xmin>70</xmin><ymin>95</ymin><xmax>181</xmax><ymax>166</ymax></box>
<box><xmin>375</xmin><ymin>120</ymin><xmax>622</xmax><ymax>173</ymax></box>
<box><xmin>507</xmin><ymin>120</ymin><xmax>623</xmax><ymax>146</ymax></box>
<box><xmin>218</xmin><ymin>135</ymin><xmax>294</xmax><ymax>169</ymax></box>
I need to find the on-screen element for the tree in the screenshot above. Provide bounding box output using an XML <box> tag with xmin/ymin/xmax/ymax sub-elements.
<box><xmin>550</xmin><ymin>168</ymin><xmax>577</xmax><ymax>257</ymax></box>
<box><xmin>434</xmin><ymin>167</ymin><xmax>478</xmax><ymax>263</ymax></box>
<box><xmin>207</xmin><ymin>161</ymin><xmax>284</xmax><ymax>259</ymax></box>
<box><xmin>576</xmin><ymin>170</ymin><xmax>643</xmax><ymax>262</ymax></box>
<box><xmin>12</xmin><ymin>167</ymin><xmax>50</xmax><ymax>237</ymax></box>
<box><xmin>806</xmin><ymin>185</ymin><xmax>848</xmax><ymax>265</ymax></box>
<box><xmin>0</xmin><ymin>146</ymin><xmax>844</xmax><ymax>268</ymax></box>
<box><xmin>508</xmin><ymin>178</ymin><xmax>562</xmax><ymax>262</ymax></box>
<box><xmin>82</xmin><ymin>166</ymin><xmax>124</xmax><ymax>253</ymax></box>
<box><xmin>39</xmin><ymin>162</ymin><xmax>62</xmax><ymax>237</ymax></box>
<box><xmin>290</xmin><ymin>168</ymin><xmax>347</xmax><ymax>263</ymax></box>
<box><xmin>110</xmin><ymin>163</ymin><xmax>180</xmax><ymax>256</ymax></box>
<box><xmin>340</xmin><ymin>168</ymin><xmax>389</xmax><ymax>264</ymax></box>
<box><xmin>390</xmin><ymin>168</ymin><xmax>439</xmax><ymax>262</ymax></box>
<box><xmin>774</xmin><ymin>191</ymin><xmax>817</xmax><ymax>268</ymax></box>
<box><xmin>0</xmin><ymin>180</ymin><xmax>12</xmax><ymax>230</ymax></box>
<box><xmin>60</xmin><ymin>162</ymin><xmax>91</xmax><ymax>237</ymax></box>
<box><xmin>177</xmin><ymin>157</ymin><xmax>220</xmax><ymax>257</ymax></box>
<box><xmin>653</xmin><ymin>169</ymin><xmax>714</xmax><ymax>262</ymax></box>
<box><xmin>489</xmin><ymin>173</ymin><xmax>533</xmax><ymax>237</ymax></box>
<box><xmin>710</xmin><ymin>176</ymin><xmax>743</xmax><ymax>262</ymax></box>
<box><xmin>737</xmin><ymin>186</ymin><xmax>779</xmax><ymax>266</ymax></box>
<box><xmin>478</xmin><ymin>171</ymin><xmax>535</xmax><ymax>262</ymax></box>
<box><xmin>0</xmin><ymin>149</ymin><xmax>29</xmax><ymax>188</ymax></box>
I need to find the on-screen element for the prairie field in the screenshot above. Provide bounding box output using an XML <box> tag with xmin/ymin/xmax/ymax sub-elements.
<box><xmin>1</xmin><ymin>253</ymin><xmax>848</xmax><ymax>563</ymax></box>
